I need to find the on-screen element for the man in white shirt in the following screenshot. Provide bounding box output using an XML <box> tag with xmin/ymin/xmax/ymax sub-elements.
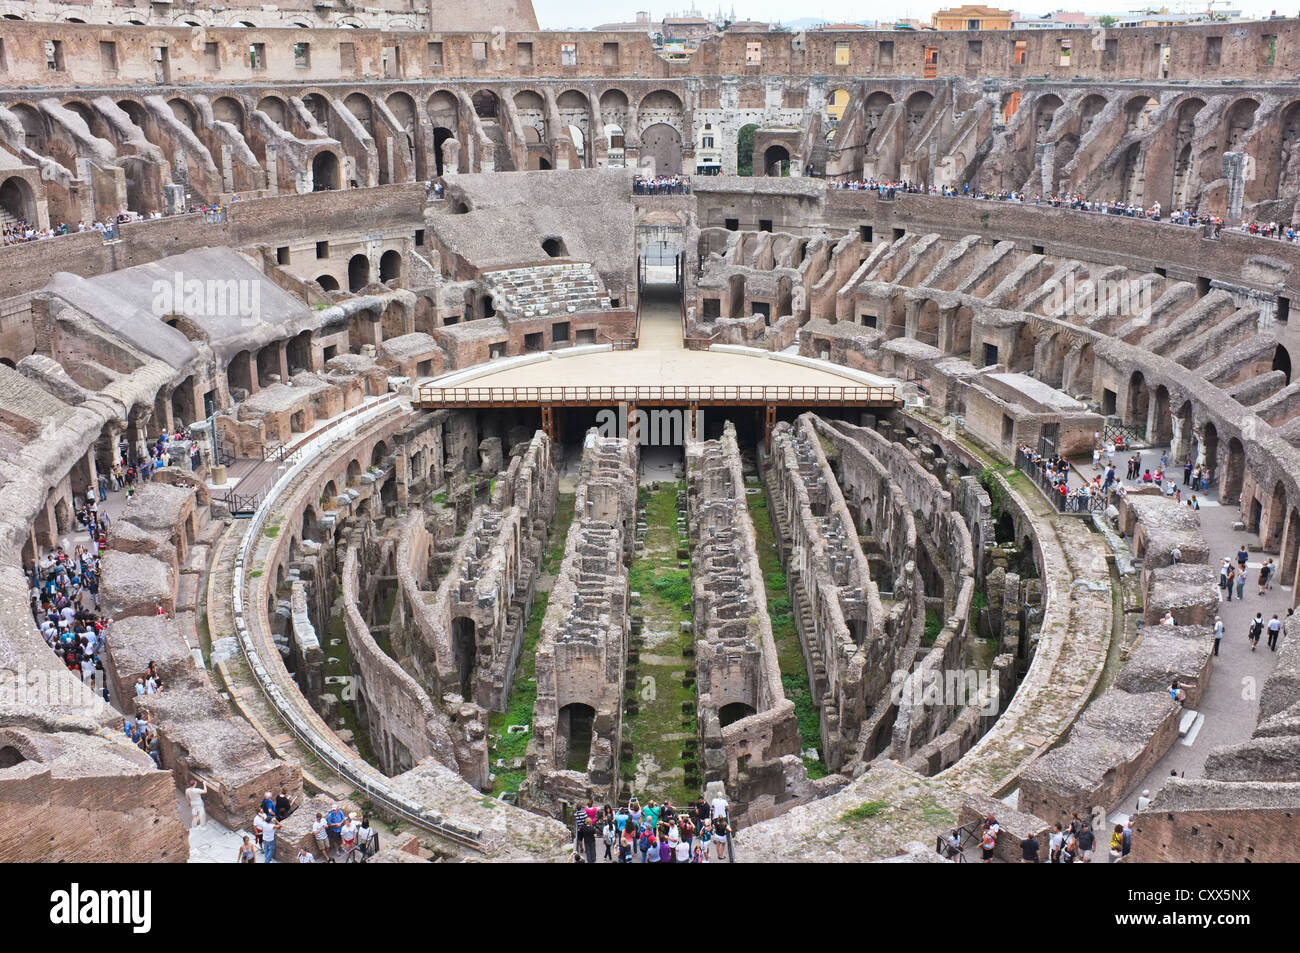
<box><xmin>710</xmin><ymin>794</ymin><xmax>729</xmax><ymax>820</ymax></box>
<box><xmin>185</xmin><ymin>777</ymin><xmax>208</xmax><ymax>828</ymax></box>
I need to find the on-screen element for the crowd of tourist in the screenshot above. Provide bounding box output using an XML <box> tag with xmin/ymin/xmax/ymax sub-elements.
<box><xmin>944</xmin><ymin>811</ymin><xmax>1133</xmax><ymax>863</ymax></box>
<box><xmin>1017</xmin><ymin>437</ymin><xmax>1224</xmax><ymax>516</ymax></box>
<box><xmin>829</xmin><ymin>176</ymin><xmax>1300</xmax><ymax>243</ymax></box>
<box><xmin>633</xmin><ymin>174</ymin><xmax>691</xmax><ymax>196</ymax></box>
<box><xmin>2</xmin><ymin>201</ymin><xmax>235</xmax><ymax>247</ymax></box>
<box><xmin>571</xmin><ymin>793</ymin><xmax>732</xmax><ymax>863</ymax></box>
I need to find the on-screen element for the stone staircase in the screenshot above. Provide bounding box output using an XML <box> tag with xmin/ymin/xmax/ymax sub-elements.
<box><xmin>487</xmin><ymin>263</ymin><xmax>611</xmax><ymax>318</ymax></box>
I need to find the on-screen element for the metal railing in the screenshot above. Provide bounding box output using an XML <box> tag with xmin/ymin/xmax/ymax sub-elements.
<box><xmin>228</xmin><ymin>394</ymin><xmax>487</xmax><ymax>851</ymax></box>
<box><xmin>416</xmin><ymin>383</ymin><xmax>900</xmax><ymax>407</ymax></box>
<box><xmin>1016</xmin><ymin>447</ymin><xmax>1108</xmax><ymax>515</ymax></box>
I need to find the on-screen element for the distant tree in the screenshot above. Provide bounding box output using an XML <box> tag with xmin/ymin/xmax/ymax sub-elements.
<box><xmin>1097</xmin><ymin>14</ymin><xmax>1117</xmax><ymax>28</ymax></box>
<box><xmin>737</xmin><ymin>124</ymin><xmax>757</xmax><ymax>176</ymax></box>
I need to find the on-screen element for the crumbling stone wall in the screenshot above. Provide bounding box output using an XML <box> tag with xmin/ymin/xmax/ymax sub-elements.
<box><xmin>525</xmin><ymin>431</ymin><xmax>637</xmax><ymax>815</ymax></box>
<box><xmin>687</xmin><ymin>422</ymin><xmax>803</xmax><ymax>825</ymax></box>
<box><xmin>396</xmin><ymin>431</ymin><xmax>556</xmax><ymax>711</ymax></box>
<box><xmin>341</xmin><ymin>530</ymin><xmax>487</xmax><ymax>786</ymax></box>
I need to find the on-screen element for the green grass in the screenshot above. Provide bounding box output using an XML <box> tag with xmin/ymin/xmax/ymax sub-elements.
<box><xmin>922</xmin><ymin>608</ymin><xmax>943</xmax><ymax>647</ymax></box>
<box><xmin>620</xmin><ymin>483</ymin><xmax>698</xmax><ymax>805</ymax></box>
<box><xmin>486</xmin><ymin>493</ymin><xmax>575</xmax><ymax>797</ymax></box>
<box><xmin>747</xmin><ymin>481</ymin><xmax>827</xmax><ymax>779</ymax></box>
<box><xmin>841</xmin><ymin>799</ymin><xmax>889</xmax><ymax>823</ymax></box>
<box><xmin>323</xmin><ymin>610</ymin><xmax>379</xmax><ymax>769</ymax></box>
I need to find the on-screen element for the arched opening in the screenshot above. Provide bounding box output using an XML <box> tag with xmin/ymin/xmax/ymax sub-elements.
<box><xmin>1126</xmin><ymin>371</ymin><xmax>1149</xmax><ymax>431</ymax></box>
<box><xmin>719</xmin><ymin>702</ymin><xmax>757</xmax><ymax>728</ymax></box>
<box><xmin>452</xmin><ymin>617</ymin><xmax>477</xmax><ymax>701</ymax></box>
<box><xmin>0</xmin><ymin>745</ymin><xmax>26</xmax><ymax>769</ymax></box>
<box><xmin>1267</xmin><ymin>482</ymin><xmax>1287</xmax><ymax>551</ymax></box>
<box><xmin>432</xmin><ymin>126</ymin><xmax>454</xmax><ymax>176</ymax></box>
<box><xmin>316</xmin><ymin>274</ymin><xmax>339</xmax><ymax>292</ymax></box>
<box><xmin>763</xmin><ymin>144</ymin><xmax>791</xmax><ymax>177</ymax></box>
<box><xmin>211</xmin><ymin>96</ymin><xmax>246</xmax><ymax>134</ymax></box>
<box><xmin>826</xmin><ymin>88</ymin><xmax>851</xmax><ymax>122</ymax></box>
<box><xmin>311</xmin><ymin>151</ymin><xmax>340</xmax><ymax>191</ymax></box>
<box><xmin>639</xmin><ymin>122</ymin><xmax>683</xmax><ymax>176</ymax></box>
<box><xmin>558</xmin><ymin>702</ymin><xmax>595</xmax><ymax>771</ymax></box>
<box><xmin>302</xmin><ymin>505</ymin><xmax>319</xmax><ymax>542</ymax></box>
<box><xmin>994</xmin><ymin>511</ymin><xmax>1015</xmax><ymax>544</ymax></box>
<box><xmin>227</xmin><ymin>350</ymin><xmax>253</xmax><ymax>397</ymax></box>
<box><xmin>541</xmin><ymin>237</ymin><xmax>567</xmax><ymax>258</ymax></box>
<box><xmin>0</xmin><ymin>176</ymin><xmax>37</xmax><ymax>224</ymax></box>
<box><xmin>1202</xmin><ymin>421</ymin><xmax>1219</xmax><ymax>471</ymax></box>
<box><xmin>1223</xmin><ymin>436</ymin><xmax>1245</xmax><ymax>504</ymax></box>
<box><xmin>287</xmin><ymin>330</ymin><xmax>312</xmax><ymax>374</ymax></box>
<box><xmin>346</xmin><ymin>459</ymin><xmax>362</xmax><ymax>485</ymax></box>
<box><xmin>257</xmin><ymin>95</ymin><xmax>289</xmax><ymax>128</ymax></box>
<box><xmin>1282</xmin><ymin>508</ymin><xmax>1300</xmax><ymax>580</ymax></box>
<box><xmin>379</xmin><ymin>250</ymin><xmax>402</xmax><ymax>283</ymax></box>
<box><xmin>736</xmin><ymin>123</ymin><xmax>759</xmax><ymax>176</ymax></box>
<box><xmin>1273</xmin><ymin>344</ymin><xmax>1292</xmax><ymax>385</ymax></box>
<box><xmin>348</xmin><ymin>255</ymin><xmax>370</xmax><ymax>292</ymax></box>
<box><xmin>471</xmin><ymin>90</ymin><xmax>499</xmax><ymax>121</ymax></box>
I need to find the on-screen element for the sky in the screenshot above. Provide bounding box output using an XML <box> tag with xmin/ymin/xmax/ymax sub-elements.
<box><xmin>532</xmin><ymin>1</ymin><xmax>1295</xmax><ymax>30</ymax></box>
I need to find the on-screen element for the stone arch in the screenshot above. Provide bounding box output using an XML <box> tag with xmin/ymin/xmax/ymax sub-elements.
<box><xmin>639</xmin><ymin>122</ymin><xmax>683</xmax><ymax>176</ymax></box>
<box><xmin>1266</xmin><ymin>481</ymin><xmax>1288</xmax><ymax>552</ymax></box>
<box><xmin>301</xmin><ymin>92</ymin><xmax>331</xmax><ymax>128</ymax></box>
<box><xmin>343</xmin><ymin>92</ymin><xmax>374</xmax><ymax>134</ymax></box>
<box><xmin>1282</xmin><ymin>507</ymin><xmax>1300</xmax><ymax>581</ymax></box>
<box><xmin>211</xmin><ymin>96</ymin><xmax>246</xmax><ymax>133</ymax></box>
<box><xmin>315</xmin><ymin>273</ymin><xmax>339</xmax><ymax>292</ymax></box>
<box><xmin>348</xmin><ymin>254</ymin><xmax>370</xmax><ymax>292</ymax></box>
<box><xmin>1223</xmin><ymin>436</ymin><xmax>1245</xmax><ymax>503</ymax></box>
<box><xmin>1124</xmin><ymin>95</ymin><xmax>1159</xmax><ymax>134</ymax></box>
<box><xmin>379</xmin><ymin>249</ymin><xmax>402</xmax><ymax>283</ymax></box>
<box><xmin>287</xmin><ymin>330</ymin><xmax>313</xmax><ymax>374</ymax></box>
<box><xmin>385</xmin><ymin>91</ymin><xmax>417</xmax><ymax>131</ymax></box>
<box><xmin>904</xmin><ymin>90</ymin><xmax>934</xmax><ymax>133</ymax></box>
<box><xmin>311</xmin><ymin>150</ymin><xmax>340</xmax><ymax>190</ymax></box>
<box><xmin>0</xmin><ymin>176</ymin><xmax>37</xmax><ymax>224</ymax></box>
<box><xmin>1273</xmin><ymin>343</ymin><xmax>1292</xmax><ymax>385</ymax></box>
<box><xmin>471</xmin><ymin>90</ymin><xmax>499</xmax><ymax>120</ymax></box>
<box><xmin>763</xmin><ymin>144</ymin><xmax>791</xmax><ymax>177</ymax></box>
<box><xmin>432</xmin><ymin>126</ymin><xmax>455</xmax><ymax>176</ymax></box>
<box><xmin>1033</xmin><ymin>93</ymin><xmax>1063</xmax><ymax>141</ymax></box>
<box><xmin>257</xmin><ymin>95</ymin><xmax>289</xmax><ymax>127</ymax></box>
<box><xmin>227</xmin><ymin>350</ymin><xmax>253</xmax><ymax>396</ymax></box>
<box><xmin>1151</xmin><ymin>383</ymin><xmax>1173</xmax><ymax>445</ymax></box>
<box><xmin>1201</xmin><ymin>420</ymin><xmax>1219</xmax><ymax>470</ymax></box>
<box><xmin>346</xmin><ymin>458</ymin><xmax>362</xmax><ymax>485</ymax></box>
<box><xmin>1126</xmin><ymin>370</ymin><xmax>1149</xmax><ymax>431</ymax></box>
<box><xmin>167</xmin><ymin>97</ymin><xmax>199</xmax><ymax>130</ymax></box>
<box><xmin>1223</xmin><ymin>97</ymin><xmax>1260</xmax><ymax>151</ymax></box>
<box><xmin>452</xmin><ymin>616</ymin><xmax>477</xmax><ymax>700</ymax></box>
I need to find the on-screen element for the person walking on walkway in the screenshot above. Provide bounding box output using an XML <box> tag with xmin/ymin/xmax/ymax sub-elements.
<box><xmin>1267</xmin><ymin>614</ymin><xmax>1282</xmax><ymax>652</ymax></box>
<box><xmin>1213</xmin><ymin>616</ymin><xmax>1223</xmax><ymax>656</ymax></box>
<box><xmin>1249</xmin><ymin>613</ymin><xmax>1264</xmax><ymax>651</ymax></box>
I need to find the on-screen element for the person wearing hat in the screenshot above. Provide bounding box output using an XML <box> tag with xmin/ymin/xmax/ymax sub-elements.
<box><xmin>326</xmin><ymin>803</ymin><xmax>345</xmax><ymax>856</ymax></box>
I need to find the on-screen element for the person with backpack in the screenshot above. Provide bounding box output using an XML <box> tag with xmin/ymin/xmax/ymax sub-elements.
<box><xmin>980</xmin><ymin>824</ymin><xmax>997</xmax><ymax>862</ymax></box>
<box><xmin>1249</xmin><ymin>613</ymin><xmax>1264</xmax><ymax>651</ymax></box>
<box><xmin>602</xmin><ymin>819</ymin><xmax>616</xmax><ymax>862</ymax></box>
